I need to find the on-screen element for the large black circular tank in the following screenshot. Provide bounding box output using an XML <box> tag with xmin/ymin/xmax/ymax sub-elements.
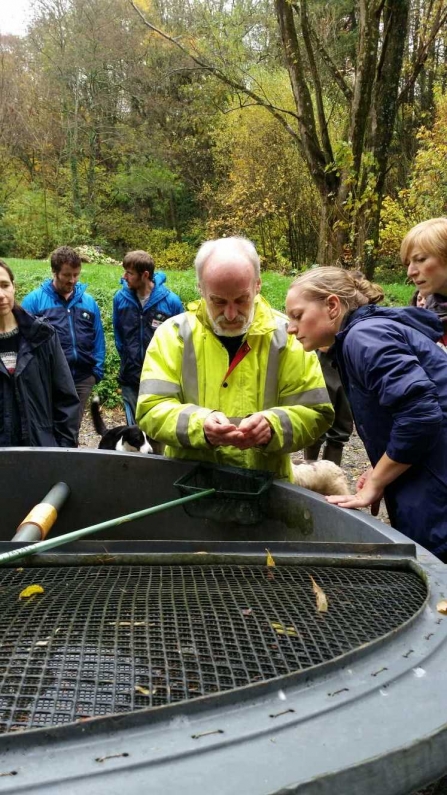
<box><xmin>0</xmin><ymin>449</ymin><xmax>446</xmax><ymax>795</ymax></box>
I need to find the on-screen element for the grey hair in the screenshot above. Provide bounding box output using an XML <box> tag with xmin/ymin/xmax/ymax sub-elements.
<box><xmin>194</xmin><ymin>236</ymin><xmax>260</xmax><ymax>282</ymax></box>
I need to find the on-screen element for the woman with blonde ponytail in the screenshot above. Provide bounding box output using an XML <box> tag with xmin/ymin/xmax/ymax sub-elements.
<box><xmin>286</xmin><ymin>266</ymin><xmax>447</xmax><ymax>560</ymax></box>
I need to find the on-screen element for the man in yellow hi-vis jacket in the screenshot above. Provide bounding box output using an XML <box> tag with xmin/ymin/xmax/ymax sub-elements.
<box><xmin>136</xmin><ymin>237</ymin><xmax>334</xmax><ymax>480</ymax></box>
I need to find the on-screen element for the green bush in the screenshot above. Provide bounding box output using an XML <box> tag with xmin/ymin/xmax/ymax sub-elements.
<box><xmin>145</xmin><ymin>228</ymin><xmax>178</xmax><ymax>254</ymax></box>
<box><xmin>96</xmin><ymin>210</ymin><xmax>152</xmax><ymax>256</ymax></box>
<box><xmin>4</xmin><ymin>188</ymin><xmax>91</xmax><ymax>258</ymax></box>
<box><xmin>381</xmin><ymin>283</ymin><xmax>414</xmax><ymax>306</ymax></box>
<box><xmin>373</xmin><ymin>261</ymin><xmax>408</xmax><ymax>284</ymax></box>
<box><xmin>0</xmin><ymin>209</ymin><xmax>16</xmax><ymax>256</ymax></box>
<box><xmin>157</xmin><ymin>241</ymin><xmax>197</xmax><ymax>271</ymax></box>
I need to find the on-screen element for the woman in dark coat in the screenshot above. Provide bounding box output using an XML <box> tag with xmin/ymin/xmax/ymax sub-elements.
<box><xmin>286</xmin><ymin>266</ymin><xmax>447</xmax><ymax>560</ymax></box>
<box><xmin>0</xmin><ymin>261</ymin><xmax>79</xmax><ymax>447</ymax></box>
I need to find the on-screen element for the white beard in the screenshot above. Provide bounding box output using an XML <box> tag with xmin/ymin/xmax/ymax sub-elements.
<box><xmin>207</xmin><ymin>303</ymin><xmax>255</xmax><ymax>337</ymax></box>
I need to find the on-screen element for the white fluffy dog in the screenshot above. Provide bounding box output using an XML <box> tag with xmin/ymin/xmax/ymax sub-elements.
<box><xmin>292</xmin><ymin>460</ymin><xmax>350</xmax><ymax>496</ymax></box>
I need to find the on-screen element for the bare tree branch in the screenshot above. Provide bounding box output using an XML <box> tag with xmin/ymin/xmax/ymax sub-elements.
<box><xmin>299</xmin><ymin>0</ymin><xmax>334</xmax><ymax>164</ymax></box>
<box><xmin>129</xmin><ymin>0</ymin><xmax>305</xmax><ymax>155</ymax></box>
<box><xmin>398</xmin><ymin>2</ymin><xmax>447</xmax><ymax>104</ymax></box>
<box><xmin>291</xmin><ymin>4</ymin><xmax>353</xmax><ymax>103</ymax></box>
<box><xmin>274</xmin><ymin>0</ymin><xmax>328</xmax><ymax>191</ymax></box>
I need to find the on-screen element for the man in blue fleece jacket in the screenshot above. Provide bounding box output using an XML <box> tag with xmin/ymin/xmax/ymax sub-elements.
<box><xmin>22</xmin><ymin>246</ymin><xmax>105</xmax><ymax>431</ymax></box>
<box><xmin>113</xmin><ymin>250</ymin><xmax>183</xmax><ymax>424</ymax></box>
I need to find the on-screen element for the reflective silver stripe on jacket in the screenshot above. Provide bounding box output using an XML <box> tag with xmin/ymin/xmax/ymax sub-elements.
<box><xmin>176</xmin><ymin>405</ymin><xmax>203</xmax><ymax>448</ymax></box>
<box><xmin>139</xmin><ymin>379</ymin><xmax>182</xmax><ymax>399</ymax></box>
<box><xmin>175</xmin><ymin>315</ymin><xmax>199</xmax><ymax>405</ymax></box>
<box><xmin>268</xmin><ymin>409</ymin><xmax>294</xmax><ymax>451</ymax></box>
<box><xmin>263</xmin><ymin>322</ymin><xmax>288</xmax><ymax>409</ymax></box>
<box><xmin>280</xmin><ymin>387</ymin><xmax>330</xmax><ymax>407</ymax></box>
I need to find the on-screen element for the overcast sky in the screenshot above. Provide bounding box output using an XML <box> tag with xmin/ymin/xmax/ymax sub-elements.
<box><xmin>0</xmin><ymin>0</ymin><xmax>34</xmax><ymax>36</ymax></box>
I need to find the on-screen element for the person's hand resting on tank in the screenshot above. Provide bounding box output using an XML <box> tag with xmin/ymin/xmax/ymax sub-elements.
<box><xmin>326</xmin><ymin>455</ymin><xmax>411</xmax><ymax>517</ymax></box>
<box><xmin>326</xmin><ymin>466</ymin><xmax>383</xmax><ymax>516</ymax></box>
<box><xmin>204</xmin><ymin>411</ymin><xmax>272</xmax><ymax>449</ymax></box>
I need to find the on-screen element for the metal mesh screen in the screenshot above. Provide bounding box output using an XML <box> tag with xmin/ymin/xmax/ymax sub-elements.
<box><xmin>0</xmin><ymin>563</ymin><xmax>426</xmax><ymax>734</ymax></box>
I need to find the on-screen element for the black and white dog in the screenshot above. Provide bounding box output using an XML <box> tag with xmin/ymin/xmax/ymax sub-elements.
<box><xmin>91</xmin><ymin>396</ymin><xmax>153</xmax><ymax>454</ymax></box>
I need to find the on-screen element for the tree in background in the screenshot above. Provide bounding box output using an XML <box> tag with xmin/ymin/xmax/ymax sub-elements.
<box><xmin>0</xmin><ymin>0</ymin><xmax>446</xmax><ymax>273</ymax></box>
<box><xmin>201</xmin><ymin>71</ymin><xmax>320</xmax><ymax>269</ymax></box>
<box><xmin>131</xmin><ymin>0</ymin><xmax>447</xmax><ymax>275</ymax></box>
<box><xmin>380</xmin><ymin>89</ymin><xmax>447</xmax><ymax>269</ymax></box>
<box><xmin>0</xmin><ymin>0</ymin><xmax>218</xmax><ymax>258</ymax></box>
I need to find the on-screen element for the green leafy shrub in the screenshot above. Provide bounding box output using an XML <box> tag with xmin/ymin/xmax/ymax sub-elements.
<box><xmin>4</xmin><ymin>187</ymin><xmax>91</xmax><ymax>258</ymax></box>
<box><xmin>380</xmin><ymin>284</ymin><xmax>414</xmax><ymax>306</ymax></box>
<box><xmin>0</xmin><ymin>209</ymin><xmax>16</xmax><ymax>256</ymax></box>
<box><xmin>145</xmin><ymin>228</ymin><xmax>178</xmax><ymax>254</ymax></box>
<box><xmin>157</xmin><ymin>241</ymin><xmax>196</xmax><ymax>271</ymax></box>
<box><xmin>96</xmin><ymin>210</ymin><xmax>153</xmax><ymax>255</ymax></box>
<box><xmin>373</xmin><ymin>260</ymin><xmax>408</xmax><ymax>284</ymax></box>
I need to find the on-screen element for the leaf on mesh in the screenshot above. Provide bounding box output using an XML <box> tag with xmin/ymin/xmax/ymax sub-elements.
<box><xmin>271</xmin><ymin>621</ymin><xmax>298</xmax><ymax>637</ymax></box>
<box><xmin>310</xmin><ymin>576</ymin><xmax>328</xmax><ymax>612</ymax></box>
<box><xmin>135</xmin><ymin>685</ymin><xmax>157</xmax><ymax>696</ymax></box>
<box><xmin>19</xmin><ymin>585</ymin><xmax>44</xmax><ymax>600</ymax></box>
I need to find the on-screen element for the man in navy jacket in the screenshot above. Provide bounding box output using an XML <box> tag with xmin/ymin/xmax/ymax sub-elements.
<box><xmin>22</xmin><ymin>246</ymin><xmax>105</xmax><ymax>430</ymax></box>
<box><xmin>113</xmin><ymin>250</ymin><xmax>183</xmax><ymax>424</ymax></box>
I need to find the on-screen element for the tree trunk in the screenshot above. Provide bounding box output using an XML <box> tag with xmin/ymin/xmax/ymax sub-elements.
<box><xmin>317</xmin><ymin>192</ymin><xmax>348</xmax><ymax>266</ymax></box>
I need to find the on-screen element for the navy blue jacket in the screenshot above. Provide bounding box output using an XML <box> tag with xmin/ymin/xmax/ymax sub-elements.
<box><xmin>335</xmin><ymin>305</ymin><xmax>447</xmax><ymax>556</ymax></box>
<box><xmin>22</xmin><ymin>280</ymin><xmax>105</xmax><ymax>383</ymax></box>
<box><xmin>0</xmin><ymin>307</ymin><xmax>79</xmax><ymax>447</ymax></box>
<box><xmin>113</xmin><ymin>273</ymin><xmax>183</xmax><ymax>387</ymax></box>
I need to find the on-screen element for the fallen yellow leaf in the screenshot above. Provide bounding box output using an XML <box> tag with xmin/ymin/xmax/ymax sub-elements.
<box><xmin>436</xmin><ymin>600</ymin><xmax>447</xmax><ymax>615</ymax></box>
<box><xmin>135</xmin><ymin>685</ymin><xmax>156</xmax><ymax>696</ymax></box>
<box><xmin>19</xmin><ymin>585</ymin><xmax>44</xmax><ymax>600</ymax></box>
<box><xmin>271</xmin><ymin>621</ymin><xmax>298</xmax><ymax>637</ymax></box>
<box><xmin>310</xmin><ymin>576</ymin><xmax>328</xmax><ymax>612</ymax></box>
<box><xmin>265</xmin><ymin>548</ymin><xmax>276</xmax><ymax>568</ymax></box>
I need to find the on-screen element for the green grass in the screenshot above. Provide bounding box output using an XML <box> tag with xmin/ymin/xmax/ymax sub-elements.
<box><xmin>380</xmin><ymin>283</ymin><xmax>415</xmax><ymax>306</ymax></box>
<box><xmin>4</xmin><ymin>258</ymin><xmax>415</xmax><ymax>405</ymax></box>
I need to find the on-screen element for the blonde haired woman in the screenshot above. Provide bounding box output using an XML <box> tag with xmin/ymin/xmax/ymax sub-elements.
<box><xmin>402</xmin><ymin>217</ymin><xmax>447</xmax><ymax>345</ymax></box>
<box><xmin>286</xmin><ymin>266</ymin><xmax>447</xmax><ymax>560</ymax></box>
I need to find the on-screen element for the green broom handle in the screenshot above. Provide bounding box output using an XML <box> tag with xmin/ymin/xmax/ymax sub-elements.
<box><xmin>0</xmin><ymin>489</ymin><xmax>216</xmax><ymax>566</ymax></box>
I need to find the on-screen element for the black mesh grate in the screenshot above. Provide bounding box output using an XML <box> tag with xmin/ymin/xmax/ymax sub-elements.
<box><xmin>0</xmin><ymin>564</ymin><xmax>426</xmax><ymax>733</ymax></box>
